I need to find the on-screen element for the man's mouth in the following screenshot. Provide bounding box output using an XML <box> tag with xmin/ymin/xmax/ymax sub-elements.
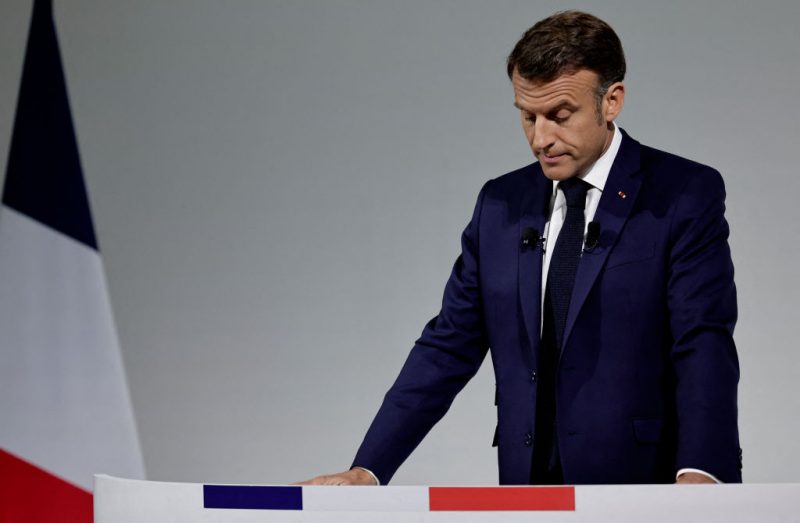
<box><xmin>540</xmin><ymin>152</ymin><xmax>565</xmax><ymax>165</ymax></box>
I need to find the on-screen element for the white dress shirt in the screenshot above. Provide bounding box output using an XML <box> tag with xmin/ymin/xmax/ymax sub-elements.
<box><xmin>540</xmin><ymin>122</ymin><xmax>621</xmax><ymax>316</ymax></box>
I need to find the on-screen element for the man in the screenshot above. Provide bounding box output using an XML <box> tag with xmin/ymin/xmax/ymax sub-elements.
<box><xmin>303</xmin><ymin>10</ymin><xmax>740</xmax><ymax>486</ymax></box>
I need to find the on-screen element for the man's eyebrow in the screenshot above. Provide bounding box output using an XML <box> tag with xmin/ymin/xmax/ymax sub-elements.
<box><xmin>513</xmin><ymin>100</ymin><xmax>577</xmax><ymax>112</ymax></box>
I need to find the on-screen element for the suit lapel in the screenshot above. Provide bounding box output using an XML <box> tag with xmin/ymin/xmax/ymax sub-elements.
<box><xmin>562</xmin><ymin>132</ymin><xmax>643</xmax><ymax>349</ymax></box>
<box><xmin>518</xmin><ymin>165</ymin><xmax>552</xmax><ymax>355</ymax></box>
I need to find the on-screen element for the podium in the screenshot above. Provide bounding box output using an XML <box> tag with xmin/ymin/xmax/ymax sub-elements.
<box><xmin>94</xmin><ymin>475</ymin><xmax>800</xmax><ymax>522</ymax></box>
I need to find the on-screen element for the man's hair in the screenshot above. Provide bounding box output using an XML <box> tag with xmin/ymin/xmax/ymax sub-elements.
<box><xmin>506</xmin><ymin>10</ymin><xmax>626</xmax><ymax>108</ymax></box>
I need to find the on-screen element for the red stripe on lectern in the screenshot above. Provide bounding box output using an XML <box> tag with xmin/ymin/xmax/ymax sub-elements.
<box><xmin>429</xmin><ymin>486</ymin><xmax>575</xmax><ymax>511</ymax></box>
<box><xmin>0</xmin><ymin>448</ymin><xmax>93</xmax><ymax>522</ymax></box>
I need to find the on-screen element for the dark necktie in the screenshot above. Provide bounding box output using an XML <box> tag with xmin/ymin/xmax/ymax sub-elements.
<box><xmin>532</xmin><ymin>177</ymin><xmax>590</xmax><ymax>484</ymax></box>
<box><xmin>545</xmin><ymin>177</ymin><xmax>590</xmax><ymax>350</ymax></box>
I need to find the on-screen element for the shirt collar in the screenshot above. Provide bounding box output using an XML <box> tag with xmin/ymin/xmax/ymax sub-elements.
<box><xmin>552</xmin><ymin>122</ymin><xmax>622</xmax><ymax>195</ymax></box>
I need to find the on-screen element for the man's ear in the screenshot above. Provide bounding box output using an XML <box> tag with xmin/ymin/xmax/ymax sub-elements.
<box><xmin>603</xmin><ymin>82</ymin><xmax>625</xmax><ymax>122</ymax></box>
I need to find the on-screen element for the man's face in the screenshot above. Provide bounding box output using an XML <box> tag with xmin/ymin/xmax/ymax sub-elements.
<box><xmin>512</xmin><ymin>68</ymin><xmax>623</xmax><ymax>181</ymax></box>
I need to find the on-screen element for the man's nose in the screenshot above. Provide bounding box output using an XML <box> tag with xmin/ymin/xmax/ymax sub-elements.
<box><xmin>532</xmin><ymin>119</ymin><xmax>555</xmax><ymax>152</ymax></box>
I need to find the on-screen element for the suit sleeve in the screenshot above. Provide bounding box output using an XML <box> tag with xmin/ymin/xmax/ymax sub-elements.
<box><xmin>351</xmin><ymin>181</ymin><xmax>492</xmax><ymax>485</ymax></box>
<box><xmin>667</xmin><ymin>167</ymin><xmax>741</xmax><ymax>482</ymax></box>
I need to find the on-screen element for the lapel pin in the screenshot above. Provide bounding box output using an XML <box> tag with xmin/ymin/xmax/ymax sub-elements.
<box><xmin>618</xmin><ymin>191</ymin><xmax>627</xmax><ymax>199</ymax></box>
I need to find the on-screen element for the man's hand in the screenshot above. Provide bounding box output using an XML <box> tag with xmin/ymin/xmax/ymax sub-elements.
<box><xmin>296</xmin><ymin>468</ymin><xmax>378</xmax><ymax>486</ymax></box>
<box><xmin>676</xmin><ymin>472</ymin><xmax>717</xmax><ymax>484</ymax></box>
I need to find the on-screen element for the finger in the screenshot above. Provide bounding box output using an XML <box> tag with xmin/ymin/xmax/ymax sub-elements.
<box><xmin>294</xmin><ymin>475</ymin><xmax>330</xmax><ymax>486</ymax></box>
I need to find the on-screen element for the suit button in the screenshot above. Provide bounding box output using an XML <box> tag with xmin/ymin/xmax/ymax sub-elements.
<box><xmin>523</xmin><ymin>433</ymin><xmax>532</xmax><ymax>446</ymax></box>
<box><xmin>530</xmin><ymin>371</ymin><xmax>537</xmax><ymax>383</ymax></box>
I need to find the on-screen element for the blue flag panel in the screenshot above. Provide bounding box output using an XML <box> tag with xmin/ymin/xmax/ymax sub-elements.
<box><xmin>2</xmin><ymin>0</ymin><xmax>98</xmax><ymax>250</ymax></box>
<box><xmin>203</xmin><ymin>485</ymin><xmax>303</xmax><ymax>511</ymax></box>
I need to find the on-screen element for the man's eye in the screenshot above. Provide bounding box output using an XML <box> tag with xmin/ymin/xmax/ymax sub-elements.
<box><xmin>553</xmin><ymin>111</ymin><xmax>571</xmax><ymax>123</ymax></box>
<box><xmin>524</xmin><ymin>114</ymin><xmax>536</xmax><ymax>123</ymax></box>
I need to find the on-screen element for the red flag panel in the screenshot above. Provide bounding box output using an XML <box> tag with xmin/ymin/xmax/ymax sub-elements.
<box><xmin>0</xmin><ymin>448</ymin><xmax>92</xmax><ymax>522</ymax></box>
<box><xmin>429</xmin><ymin>486</ymin><xmax>575</xmax><ymax>511</ymax></box>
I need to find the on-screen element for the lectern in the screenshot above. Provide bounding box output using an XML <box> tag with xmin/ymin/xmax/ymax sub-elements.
<box><xmin>94</xmin><ymin>475</ymin><xmax>799</xmax><ymax>522</ymax></box>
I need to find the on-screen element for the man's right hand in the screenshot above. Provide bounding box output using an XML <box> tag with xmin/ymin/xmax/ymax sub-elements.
<box><xmin>295</xmin><ymin>468</ymin><xmax>378</xmax><ymax>486</ymax></box>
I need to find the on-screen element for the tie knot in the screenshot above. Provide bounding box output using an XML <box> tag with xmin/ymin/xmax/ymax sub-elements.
<box><xmin>559</xmin><ymin>178</ymin><xmax>590</xmax><ymax>209</ymax></box>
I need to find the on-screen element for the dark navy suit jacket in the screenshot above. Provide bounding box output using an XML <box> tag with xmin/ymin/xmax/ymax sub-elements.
<box><xmin>352</xmin><ymin>131</ymin><xmax>741</xmax><ymax>485</ymax></box>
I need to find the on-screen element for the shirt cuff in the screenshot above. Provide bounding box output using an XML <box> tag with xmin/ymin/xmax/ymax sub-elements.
<box><xmin>351</xmin><ymin>466</ymin><xmax>380</xmax><ymax>485</ymax></box>
<box><xmin>676</xmin><ymin>468</ymin><xmax>722</xmax><ymax>483</ymax></box>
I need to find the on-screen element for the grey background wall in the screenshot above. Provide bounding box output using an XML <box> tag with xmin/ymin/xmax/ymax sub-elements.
<box><xmin>1</xmin><ymin>0</ymin><xmax>798</xmax><ymax>485</ymax></box>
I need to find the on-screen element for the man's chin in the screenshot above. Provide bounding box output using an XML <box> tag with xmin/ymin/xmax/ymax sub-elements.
<box><xmin>538</xmin><ymin>157</ymin><xmax>577</xmax><ymax>181</ymax></box>
<box><xmin>541</xmin><ymin>168</ymin><xmax>578</xmax><ymax>181</ymax></box>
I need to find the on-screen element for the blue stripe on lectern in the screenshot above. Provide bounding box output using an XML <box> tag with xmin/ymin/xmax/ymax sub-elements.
<box><xmin>203</xmin><ymin>485</ymin><xmax>302</xmax><ymax>510</ymax></box>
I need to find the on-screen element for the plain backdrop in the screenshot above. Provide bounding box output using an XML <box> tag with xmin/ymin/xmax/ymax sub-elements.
<box><xmin>1</xmin><ymin>0</ymin><xmax>798</xmax><ymax>485</ymax></box>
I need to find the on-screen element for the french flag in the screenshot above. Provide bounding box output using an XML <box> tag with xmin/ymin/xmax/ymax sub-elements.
<box><xmin>0</xmin><ymin>1</ymin><xmax>145</xmax><ymax>520</ymax></box>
